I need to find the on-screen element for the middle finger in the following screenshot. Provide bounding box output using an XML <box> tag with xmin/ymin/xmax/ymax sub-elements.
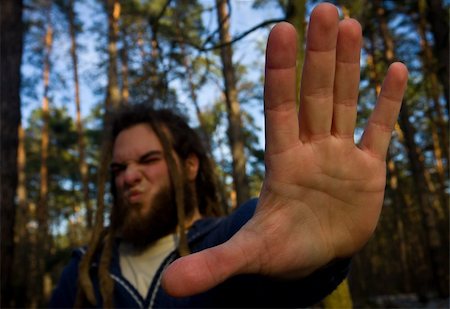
<box><xmin>298</xmin><ymin>3</ymin><xmax>339</xmax><ymax>141</ymax></box>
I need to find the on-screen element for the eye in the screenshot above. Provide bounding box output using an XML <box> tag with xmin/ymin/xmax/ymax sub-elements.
<box><xmin>141</xmin><ymin>158</ymin><xmax>158</xmax><ymax>165</ymax></box>
<box><xmin>140</xmin><ymin>155</ymin><xmax>161</xmax><ymax>165</ymax></box>
<box><xmin>110</xmin><ymin>163</ymin><xmax>126</xmax><ymax>175</ymax></box>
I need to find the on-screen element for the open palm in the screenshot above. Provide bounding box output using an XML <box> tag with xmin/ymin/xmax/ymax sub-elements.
<box><xmin>162</xmin><ymin>3</ymin><xmax>408</xmax><ymax>297</ymax></box>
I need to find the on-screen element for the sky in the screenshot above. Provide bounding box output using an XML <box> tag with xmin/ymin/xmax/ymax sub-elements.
<box><xmin>21</xmin><ymin>0</ymin><xmax>289</xmax><ymax>150</ymax></box>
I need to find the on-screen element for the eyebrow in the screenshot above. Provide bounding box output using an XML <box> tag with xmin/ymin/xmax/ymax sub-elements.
<box><xmin>139</xmin><ymin>150</ymin><xmax>163</xmax><ymax>162</ymax></box>
<box><xmin>110</xmin><ymin>150</ymin><xmax>163</xmax><ymax>169</ymax></box>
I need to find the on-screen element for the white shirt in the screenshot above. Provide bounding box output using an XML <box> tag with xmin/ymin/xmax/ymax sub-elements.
<box><xmin>119</xmin><ymin>234</ymin><xmax>177</xmax><ymax>298</ymax></box>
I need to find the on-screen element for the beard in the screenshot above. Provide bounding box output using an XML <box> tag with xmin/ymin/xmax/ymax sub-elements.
<box><xmin>112</xmin><ymin>179</ymin><xmax>196</xmax><ymax>250</ymax></box>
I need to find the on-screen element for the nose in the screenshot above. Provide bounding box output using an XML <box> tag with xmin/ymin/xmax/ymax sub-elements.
<box><xmin>123</xmin><ymin>164</ymin><xmax>142</xmax><ymax>186</ymax></box>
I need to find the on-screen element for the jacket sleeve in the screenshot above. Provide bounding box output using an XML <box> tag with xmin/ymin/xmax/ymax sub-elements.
<box><xmin>217</xmin><ymin>257</ymin><xmax>350</xmax><ymax>307</ymax></box>
<box><xmin>48</xmin><ymin>253</ymin><xmax>80</xmax><ymax>308</ymax></box>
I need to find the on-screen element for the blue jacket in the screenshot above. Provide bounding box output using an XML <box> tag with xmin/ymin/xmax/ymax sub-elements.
<box><xmin>49</xmin><ymin>199</ymin><xmax>350</xmax><ymax>308</ymax></box>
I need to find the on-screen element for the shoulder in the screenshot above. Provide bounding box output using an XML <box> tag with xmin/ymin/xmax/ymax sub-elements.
<box><xmin>58</xmin><ymin>247</ymin><xmax>87</xmax><ymax>277</ymax></box>
<box><xmin>188</xmin><ymin>198</ymin><xmax>258</xmax><ymax>252</ymax></box>
<box><xmin>48</xmin><ymin>247</ymin><xmax>86</xmax><ymax>307</ymax></box>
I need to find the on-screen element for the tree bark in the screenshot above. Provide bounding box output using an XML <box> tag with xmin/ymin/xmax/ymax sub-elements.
<box><xmin>0</xmin><ymin>2</ymin><xmax>23</xmax><ymax>306</ymax></box>
<box><xmin>386</xmin><ymin>153</ymin><xmax>412</xmax><ymax>291</ymax></box>
<box><xmin>120</xmin><ymin>30</ymin><xmax>129</xmax><ymax>105</ymax></box>
<box><xmin>34</xmin><ymin>19</ymin><xmax>53</xmax><ymax>307</ymax></box>
<box><xmin>425</xmin><ymin>0</ymin><xmax>449</xmax><ymax>110</ymax></box>
<box><xmin>215</xmin><ymin>0</ymin><xmax>250</xmax><ymax>207</ymax></box>
<box><xmin>14</xmin><ymin>123</ymin><xmax>33</xmax><ymax>307</ymax></box>
<box><xmin>286</xmin><ymin>0</ymin><xmax>306</xmax><ymax>107</ymax></box>
<box><xmin>417</xmin><ymin>0</ymin><xmax>449</xmax><ymax>195</ymax></box>
<box><xmin>94</xmin><ymin>0</ymin><xmax>122</xmax><ymax>234</ymax></box>
<box><xmin>68</xmin><ymin>0</ymin><xmax>92</xmax><ymax>230</ymax></box>
<box><xmin>106</xmin><ymin>0</ymin><xmax>121</xmax><ymax>109</ymax></box>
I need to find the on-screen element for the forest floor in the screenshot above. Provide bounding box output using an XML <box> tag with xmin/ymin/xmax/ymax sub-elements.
<box><xmin>361</xmin><ymin>294</ymin><xmax>449</xmax><ymax>308</ymax></box>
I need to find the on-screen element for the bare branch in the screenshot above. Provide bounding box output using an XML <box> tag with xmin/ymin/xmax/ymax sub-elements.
<box><xmin>201</xmin><ymin>18</ymin><xmax>284</xmax><ymax>51</ymax></box>
<box><xmin>174</xmin><ymin>18</ymin><xmax>285</xmax><ymax>52</ymax></box>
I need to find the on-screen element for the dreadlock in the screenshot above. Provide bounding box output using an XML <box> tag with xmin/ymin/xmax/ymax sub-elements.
<box><xmin>75</xmin><ymin>104</ymin><xmax>223</xmax><ymax>307</ymax></box>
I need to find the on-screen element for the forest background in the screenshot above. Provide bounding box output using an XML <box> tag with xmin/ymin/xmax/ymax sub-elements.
<box><xmin>1</xmin><ymin>0</ymin><xmax>449</xmax><ymax>308</ymax></box>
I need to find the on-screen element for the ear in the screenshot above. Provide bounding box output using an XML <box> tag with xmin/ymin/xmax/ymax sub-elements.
<box><xmin>184</xmin><ymin>154</ymin><xmax>199</xmax><ymax>181</ymax></box>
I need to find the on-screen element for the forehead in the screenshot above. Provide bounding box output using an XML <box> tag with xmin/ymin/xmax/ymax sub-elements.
<box><xmin>112</xmin><ymin>124</ymin><xmax>163</xmax><ymax>161</ymax></box>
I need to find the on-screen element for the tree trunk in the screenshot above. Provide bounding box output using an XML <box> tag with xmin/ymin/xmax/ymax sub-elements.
<box><xmin>68</xmin><ymin>0</ymin><xmax>92</xmax><ymax>230</ymax></box>
<box><xmin>285</xmin><ymin>0</ymin><xmax>306</xmax><ymax>107</ymax></box>
<box><xmin>106</xmin><ymin>0</ymin><xmax>121</xmax><ymax>109</ymax></box>
<box><xmin>173</xmin><ymin>12</ymin><xmax>230</xmax><ymax>213</ymax></box>
<box><xmin>137</xmin><ymin>22</ymin><xmax>148</xmax><ymax>63</ymax></box>
<box><xmin>425</xmin><ymin>0</ymin><xmax>449</xmax><ymax>110</ymax></box>
<box><xmin>215</xmin><ymin>0</ymin><xmax>250</xmax><ymax>207</ymax></box>
<box><xmin>33</xmin><ymin>20</ymin><xmax>53</xmax><ymax>307</ymax></box>
<box><xmin>120</xmin><ymin>30</ymin><xmax>129</xmax><ymax>105</ymax></box>
<box><xmin>93</xmin><ymin>0</ymin><xmax>122</xmax><ymax>234</ymax></box>
<box><xmin>417</xmin><ymin>0</ymin><xmax>449</xmax><ymax>200</ymax></box>
<box><xmin>0</xmin><ymin>0</ymin><xmax>23</xmax><ymax>307</ymax></box>
<box><xmin>386</xmin><ymin>153</ymin><xmax>412</xmax><ymax>291</ymax></box>
<box><xmin>14</xmin><ymin>123</ymin><xmax>34</xmax><ymax>307</ymax></box>
<box><xmin>396</xmin><ymin>103</ymin><xmax>448</xmax><ymax>297</ymax></box>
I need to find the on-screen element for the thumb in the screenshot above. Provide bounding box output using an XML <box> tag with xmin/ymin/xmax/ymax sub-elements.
<box><xmin>161</xmin><ymin>236</ymin><xmax>255</xmax><ymax>297</ymax></box>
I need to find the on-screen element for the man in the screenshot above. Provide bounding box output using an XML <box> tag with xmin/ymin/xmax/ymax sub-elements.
<box><xmin>50</xmin><ymin>3</ymin><xmax>408</xmax><ymax>308</ymax></box>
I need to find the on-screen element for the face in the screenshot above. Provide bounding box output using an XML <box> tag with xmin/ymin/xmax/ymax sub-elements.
<box><xmin>111</xmin><ymin>124</ymin><xmax>178</xmax><ymax>248</ymax></box>
<box><xmin>112</xmin><ymin>124</ymin><xmax>170</xmax><ymax>210</ymax></box>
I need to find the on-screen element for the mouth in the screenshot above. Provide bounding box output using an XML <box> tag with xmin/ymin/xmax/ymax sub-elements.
<box><xmin>126</xmin><ymin>190</ymin><xmax>142</xmax><ymax>203</ymax></box>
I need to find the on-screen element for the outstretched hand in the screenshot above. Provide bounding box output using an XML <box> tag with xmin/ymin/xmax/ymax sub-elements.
<box><xmin>162</xmin><ymin>3</ymin><xmax>408</xmax><ymax>297</ymax></box>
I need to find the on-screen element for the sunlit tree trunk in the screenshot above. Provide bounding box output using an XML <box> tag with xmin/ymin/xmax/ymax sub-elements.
<box><xmin>0</xmin><ymin>0</ymin><xmax>23</xmax><ymax>307</ymax></box>
<box><xmin>106</xmin><ymin>0</ymin><xmax>121</xmax><ymax>109</ymax></box>
<box><xmin>68</xmin><ymin>0</ymin><xmax>92</xmax><ymax>230</ymax></box>
<box><xmin>286</xmin><ymin>0</ymin><xmax>306</xmax><ymax>107</ymax></box>
<box><xmin>14</xmin><ymin>123</ymin><xmax>33</xmax><ymax>307</ymax></box>
<box><xmin>34</xmin><ymin>17</ymin><xmax>53</xmax><ymax>307</ymax></box>
<box><xmin>215</xmin><ymin>0</ymin><xmax>250</xmax><ymax>207</ymax></box>
<box><xmin>94</xmin><ymin>0</ymin><xmax>121</xmax><ymax>235</ymax></box>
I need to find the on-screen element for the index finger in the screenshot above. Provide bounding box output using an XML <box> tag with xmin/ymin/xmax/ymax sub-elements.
<box><xmin>264</xmin><ymin>22</ymin><xmax>299</xmax><ymax>155</ymax></box>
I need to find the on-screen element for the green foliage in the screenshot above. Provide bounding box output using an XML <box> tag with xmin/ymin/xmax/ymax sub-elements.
<box><xmin>25</xmin><ymin>106</ymin><xmax>81</xmax><ymax>222</ymax></box>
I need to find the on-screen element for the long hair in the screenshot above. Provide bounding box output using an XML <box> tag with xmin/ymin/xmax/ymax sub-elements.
<box><xmin>75</xmin><ymin>104</ymin><xmax>223</xmax><ymax>307</ymax></box>
<box><xmin>110</xmin><ymin>105</ymin><xmax>222</xmax><ymax>217</ymax></box>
